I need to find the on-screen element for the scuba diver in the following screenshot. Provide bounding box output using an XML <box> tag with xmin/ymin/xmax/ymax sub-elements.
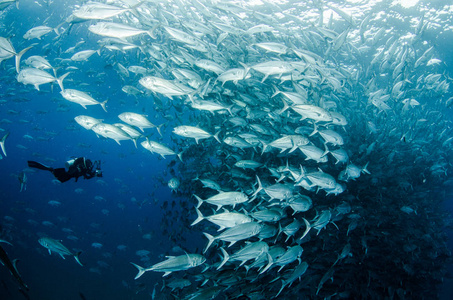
<box><xmin>27</xmin><ymin>157</ymin><xmax>102</xmax><ymax>183</ymax></box>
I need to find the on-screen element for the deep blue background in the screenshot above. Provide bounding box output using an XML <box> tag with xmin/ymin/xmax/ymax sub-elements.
<box><xmin>0</xmin><ymin>2</ymin><xmax>204</xmax><ymax>299</ymax></box>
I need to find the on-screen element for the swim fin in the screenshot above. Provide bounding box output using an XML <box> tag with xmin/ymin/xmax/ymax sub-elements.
<box><xmin>27</xmin><ymin>161</ymin><xmax>53</xmax><ymax>171</ymax></box>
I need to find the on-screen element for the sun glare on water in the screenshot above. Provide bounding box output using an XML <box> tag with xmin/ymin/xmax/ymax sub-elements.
<box><xmin>395</xmin><ymin>0</ymin><xmax>420</xmax><ymax>8</ymax></box>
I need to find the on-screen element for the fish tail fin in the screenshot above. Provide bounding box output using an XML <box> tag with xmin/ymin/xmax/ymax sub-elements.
<box><xmin>270</xmin><ymin>84</ymin><xmax>280</xmax><ymax>98</ymax></box>
<box><xmin>130</xmin><ymin>262</ymin><xmax>147</xmax><ymax>280</ymax></box>
<box><xmin>276</xmin><ymin>280</ymin><xmax>287</xmax><ymax>298</ymax></box>
<box><xmin>194</xmin><ymin>194</ymin><xmax>203</xmax><ymax>209</ymax></box>
<box><xmin>300</xmin><ymin>218</ymin><xmax>311</xmax><ymax>240</ymax></box>
<box><xmin>52</xmin><ymin>66</ymin><xmax>60</xmax><ymax>77</ymax></box>
<box><xmin>0</xmin><ymin>239</ymin><xmax>13</xmax><ymax>246</ymax></box>
<box><xmin>251</xmin><ymin>175</ymin><xmax>263</xmax><ymax>199</ymax></box>
<box><xmin>55</xmin><ymin>22</ymin><xmax>67</xmax><ymax>35</ymax></box>
<box><xmin>213</xmin><ymin>131</ymin><xmax>221</xmax><ymax>143</ymax></box>
<box><xmin>12</xmin><ymin>259</ymin><xmax>21</xmax><ymax>274</ymax></box>
<box><xmin>191</xmin><ymin>206</ymin><xmax>204</xmax><ymax>226</ymax></box>
<box><xmin>199</xmin><ymin>78</ymin><xmax>211</xmax><ymax>98</ymax></box>
<box><xmin>243</xmin><ymin>264</ymin><xmax>251</xmax><ymax>275</ymax></box>
<box><xmin>260</xmin><ymin>141</ymin><xmax>268</xmax><ymax>155</ymax></box>
<box><xmin>285</xmin><ymin>234</ymin><xmax>291</xmax><ymax>243</ymax></box>
<box><xmin>156</xmin><ymin>123</ymin><xmax>163</xmax><ymax>137</ymax></box>
<box><xmin>74</xmin><ymin>251</ymin><xmax>83</xmax><ymax>266</ymax></box>
<box><xmin>362</xmin><ymin>162</ymin><xmax>371</xmax><ymax>174</ymax></box>
<box><xmin>100</xmin><ymin>100</ymin><xmax>108</xmax><ymax>112</ymax></box>
<box><xmin>53</xmin><ymin>26</ymin><xmax>60</xmax><ymax>36</ymax></box>
<box><xmin>259</xmin><ymin>253</ymin><xmax>273</xmax><ymax>274</ymax></box>
<box><xmin>203</xmin><ymin>232</ymin><xmax>215</xmax><ymax>254</ymax></box>
<box><xmin>299</xmin><ymin>164</ymin><xmax>306</xmax><ymax>178</ymax></box>
<box><xmin>310</xmin><ymin>122</ymin><xmax>318</xmax><ymax>137</ymax></box>
<box><xmin>238</xmin><ymin>61</ymin><xmax>250</xmax><ymax>78</ymax></box>
<box><xmin>321</xmin><ymin>144</ymin><xmax>329</xmax><ymax>157</ymax></box>
<box><xmin>128</xmin><ymin>1</ymin><xmax>145</xmax><ymax>19</ymax></box>
<box><xmin>57</xmin><ymin>72</ymin><xmax>70</xmax><ymax>92</ymax></box>
<box><xmin>12</xmin><ymin>259</ymin><xmax>29</xmax><ymax>290</ymax></box>
<box><xmin>226</xmin><ymin>104</ymin><xmax>234</xmax><ymax>116</ymax></box>
<box><xmin>15</xmin><ymin>45</ymin><xmax>33</xmax><ymax>74</ymax></box>
<box><xmin>147</xmin><ymin>24</ymin><xmax>159</xmax><ymax>39</ymax></box>
<box><xmin>279</xmin><ymin>98</ymin><xmax>290</xmax><ymax>114</ymax></box>
<box><xmin>177</xmin><ymin>151</ymin><xmax>183</xmax><ymax>162</ymax></box>
<box><xmin>0</xmin><ymin>132</ymin><xmax>9</xmax><ymax>157</ymax></box>
<box><xmin>276</xmin><ymin>222</ymin><xmax>282</xmax><ymax>239</ymax></box>
<box><xmin>217</xmin><ymin>247</ymin><xmax>229</xmax><ymax>270</ymax></box>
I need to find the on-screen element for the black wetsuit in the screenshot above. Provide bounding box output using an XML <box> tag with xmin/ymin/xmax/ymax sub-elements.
<box><xmin>28</xmin><ymin>157</ymin><xmax>98</xmax><ymax>183</ymax></box>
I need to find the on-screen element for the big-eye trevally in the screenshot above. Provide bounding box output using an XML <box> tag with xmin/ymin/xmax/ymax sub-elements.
<box><xmin>38</xmin><ymin>237</ymin><xmax>83</xmax><ymax>266</ymax></box>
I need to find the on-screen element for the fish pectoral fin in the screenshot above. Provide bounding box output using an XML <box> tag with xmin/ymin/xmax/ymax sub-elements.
<box><xmin>59</xmin><ymin>253</ymin><xmax>66</xmax><ymax>260</ymax></box>
<box><xmin>163</xmin><ymin>271</ymin><xmax>172</xmax><ymax>277</ymax></box>
<box><xmin>74</xmin><ymin>252</ymin><xmax>83</xmax><ymax>266</ymax></box>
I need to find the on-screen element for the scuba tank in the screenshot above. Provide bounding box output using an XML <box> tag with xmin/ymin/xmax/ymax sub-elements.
<box><xmin>65</xmin><ymin>158</ymin><xmax>76</xmax><ymax>170</ymax></box>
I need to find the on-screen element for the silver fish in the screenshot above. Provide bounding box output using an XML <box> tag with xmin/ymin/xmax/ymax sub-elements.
<box><xmin>141</xmin><ymin>140</ymin><xmax>181</xmax><ymax>160</ymax></box>
<box><xmin>23</xmin><ymin>25</ymin><xmax>57</xmax><ymax>40</ymax></box>
<box><xmin>173</xmin><ymin>126</ymin><xmax>220</xmax><ymax>144</ymax></box>
<box><xmin>17</xmin><ymin>68</ymin><xmax>69</xmax><ymax>91</ymax></box>
<box><xmin>192</xmin><ymin>204</ymin><xmax>252</xmax><ymax>229</ymax></box>
<box><xmin>91</xmin><ymin>123</ymin><xmax>132</xmax><ymax>145</ymax></box>
<box><xmin>38</xmin><ymin>237</ymin><xmax>83</xmax><ymax>266</ymax></box>
<box><xmin>89</xmin><ymin>22</ymin><xmax>156</xmax><ymax>39</ymax></box>
<box><xmin>131</xmin><ymin>253</ymin><xmax>205</xmax><ymax>279</ymax></box>
<box><xmin>74</xmin><ymin>115</ymin><xmax>103</xmax><ymax>130</ymax></box>
<box><xmin>73</xmin><ymin>3</ymin><xmax>140</xmax><ymax>20</ymax></box>
<box><xmin>217</xmin><ymin>241</ymin><xmax>269</xmax><ymax>270</ymax></box>
<box><xmin>0</xmin><ymin>132</ymin><xmax>8</xmax><ymax>157</ymax></box>
<box><xmin>195</xmin><ymin>191</ymin><xmax>248</xmax><ymax>210</ymax></box>
<box><xmin>61</xmin><ymin>89</ymin><xmax>107</xmax><ymax>111</ymax></box>
<box><xmin>118</xmin><ymin>112</ymin><xmax>156</xmax><ymax>132</ymax></box>
<box><xmin>71</xmin><ymin>50</ymin><xmax>99</xmax><ymax>61</ymax></box>
<box><xmin>203</xmin><ymin>222</ymin><xmax>263</xmax><ymax>253</ymax></box>
<box><xmin>139</xmin><ymin>76</ymin><xmax>195</xmax><ymax>99</ymax></box>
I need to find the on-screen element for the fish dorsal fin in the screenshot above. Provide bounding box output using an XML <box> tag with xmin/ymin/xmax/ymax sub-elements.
<box><xmin>184</xmin><ymin>251</ymin><xmax>191</xmax><ymax>261</ymax></box>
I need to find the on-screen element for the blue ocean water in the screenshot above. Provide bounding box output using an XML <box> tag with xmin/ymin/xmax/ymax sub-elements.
<box><xmin>1</xmin><ymin>0</ymin><xmax>453</xmax><ymax>299</ymax></box>
<box><xmin>0</xmin><ymin>4</ymin><xmax>199</xmax><ymax>299</ymax></box>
